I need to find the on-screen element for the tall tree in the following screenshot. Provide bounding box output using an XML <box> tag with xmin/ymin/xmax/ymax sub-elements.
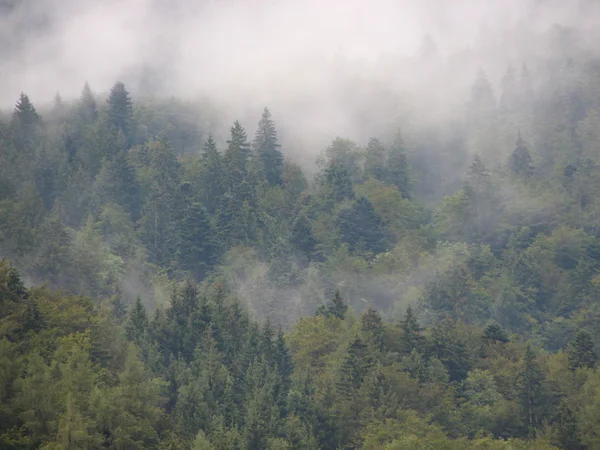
<box><xmin>336</xmin><ymin>197</ymin><xmax>389</xmax><ymax>255</ymax></box>
<box><xmin>363</xmin><ymin>137</ymin><xmax>387</xmax><ymax>181</ymax></box>
<box><xmin>518</xmin><ymin>345</ymin><xmax>549</xmax><ymax>436</ymax></box>
<box><xmin>106</xmin><ymin>81</ymin><xmax>134</xmax><ymax>144</ymax></box>
<box><xmin>253</xmin><ymin>107</ymin><xmax>284</xmax><ymax>186</ymax></box>
<box><xmin>568</xmin><ymin>330</ymin><xmax>597</xmax><ymax>371</ymax></box>
<box><xmin>224</xmin><ymin>121</ymin><xmax>251</xmax><ymax>190</ymax></box>
<box><xmin>508</xmin><ymin>134</ymin><xmax>534</xmax><ymax>179</ymax></box>
<box><xmin>321</xmin><ymin>162</ymin><xmax>354</xmax><ymax>204</ymax></box>
<box><xmin>11</xmin><ymin>92</ymin><xmax>41</xmax><ymax>153</ymax></box>
<box><xmin>399</xmin><ymin>306</ymin><xmax>425</xmax><ymax>355</ymax></box>
<box><xmin>200</xmin><ymin>135</ymin><xmax>224</xmax><ymax>214</ymax></box>
<box><xmin>386</xmin><ymin>130</ymin><xmax>411</xmax><ymax>199</ymax></box>
<box><xmin>79</xmin><ymin>82</ymin><xmax>98</xmax><ymax>123</ymax></box>
<box><xmin>175</xmin><ymin>202</ymin><xmax>219</xmax><ymax>279</ymax></box>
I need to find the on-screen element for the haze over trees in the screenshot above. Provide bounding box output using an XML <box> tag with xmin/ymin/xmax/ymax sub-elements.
<box><xmin>3</xmin><ymin>0</ymin><xmax>600</xmax><ymax>448</ymax></box>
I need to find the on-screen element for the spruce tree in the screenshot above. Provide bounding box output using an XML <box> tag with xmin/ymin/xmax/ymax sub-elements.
<box><xmin>224</xmin><ymin>120</ymin><xmax>251</xmax><ymax>189</ymax></box>
<box><xmin>322</xmin><ymin>162</ymin><xmax>354</xmax><ymax>204</ymax></box>
<box><xmin>509</xmin><ymin>134</ymin><xmax>534</xmax><ymax>179</ymax></box>
<box><xmin>94</xmin><ymin>151</ymin><xmax>141</xmax><ymax>221</ymax></box>
<box><xmin>289</xmin><ymin>213</ymin><xmax>316</xmax><ymax>260</ymax></box>
<box><xmin>200</xmin><ymin>135</ymin><xmax>224</xmax><ymax>214</ymax></box>
<box><xmin>79</xmin><ymin>82</ymin><xmax>98</xmax><ymax>123</ymax></box>
<box><xmin>253</xmin><ymin>107</ymin><xmax>283</xmax><ymax>186</ymax></box>
<box><xmin>336</xmin><ymin>197</ymin><xmax>389</xmax><ymax>255</ymax></box>
<box><xmin>399</xmin><ymin>306</ymin><xmax>425</xmax><ymax>355</ymax></box>
<box><xmin>518</xmin><ymin>344</ymin><xmax>549</xmax><ymax>436</ymax></box>
<box><xmin>386</xmin><ymin>130</ymin><xmax>411</xmax><ymax>198</ymax></box>
<box><xmin>337</xmin><ymin>337</ymin><xmax>375</xmax><ymax>398</ymax></box>
<box><xmin>364</xmin><ymin>137</ymin><xmax>387</xmax><ymax>181</ymax></box>
<box><xmin>360</xmin><ymin>308</ymin><xmax>385</xmax><ymax>350</ymax></box>
<box><xmin>568</xmin><ymin>329</ymin><xmax>597</xmax><ymax>371</ymax></box>
<box><xmin>11</xmin><ymin>92</ymin><xmax>41</xmax><ymax>152</ymax></box>
<box><xmin>125</xmin><ymin>296</ymin><xmax>149</xmax><ymax>343</ymax></box>
<box><xmin>106</xmin><ymin>81</ymin><xmax>134</xmax><ymax>143</ymax></box>
<box><xmin>176</xmin><ymin>203</ymin><xmax>219</xmax><ymax>279</ymax></box>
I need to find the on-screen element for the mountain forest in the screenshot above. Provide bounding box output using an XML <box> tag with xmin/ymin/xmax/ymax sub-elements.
<box><xmin>4</xmin><ymin>11</ymin><xmax>600</xmax><ymax>450</ymax></box>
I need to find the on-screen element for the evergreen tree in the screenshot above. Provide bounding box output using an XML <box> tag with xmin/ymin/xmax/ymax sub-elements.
<box><xmin>518</xmin><ymin>345</ymin><xmax>549</xmax><ymax>436</ymax></box>
<box><xmin>470</xmin><ymin>68</ymin><xmax>496</xmax><ymax>114</ymax></box>
<box><xmin>482</xmin><ymin>322</ymin><xmax>509</xmax><ymax>343</ymax></box>
<box><xmin>360</xmin><ymin>308</ymin><xmax>385</xmax><ymax>350</ymax></box>
<box><xmin>386</xmin><ymin>130</ymin><xmax>411</xmax><ymax>198</ymax></box>
<box><xmin>500</xmin><ymin>65</ymin><xmax>518</xmax><ymax>111</ymax></box>
<box><xmin>106</xmin><ymin>81</ymin><xmax>134</xmax><ymax>143</ymax></box>
<box><xmin>94</xmin><ymin>151</ymin><xmax>141</xmax><ymax>221</ymax></box>
<box><xmin>79</xmin><ymin>82</ymin><xmax>98</xmax><ymax>123</ymax></box>
<box><xmin>509</xmin><ymin>134</ymin><xmax>534</xmax><ymax>179</ymax></box>
<box><xmin>289</xmin><ymin>213</ymin><xmax>316</xmax><ymax>260</ymax></box>
<box><xmin>336</xmin><ymin>197</ymin><xmax>389</xmax><ymax>255</ymax></box>
<box><xmin>363</xmin><ymin>137</ymin><xmax>387</xmax><ymax>181</ymax></box>
<box><xmin>224</xmin><ymin>121</ymin><xmax>251</xmax><ymax>189</ymax></box>
<box><xmin>176</xmin><ymin>202</ymin><xmax>219</xmax><ymax>279</ymax></box>
<box><xmin>253</xmin><ymin>107</ymin><xmax>283</xmax><ymax>186</ymax></box>
<box><xmin>568</xmin><ymin>329</ymin><xmax>597</xmax><ymax>371</ymax></box>
<box><xmin>125</xmin><ymin>296</ymin><xmax>149</xmax><ymax>343</ymax></box>
<box><xmin>399</xmin><ymin>306</ymin><xmax>425</xmax><ymax>355</ymax></box>
<box><xmin>337</xmin><ymin>337</ymin><xmax>375</xmax><ymax>398</ymax></box>
<box><xmin>11</xmin><ymin>92</ymin><xmax>41</xmax><ymax>152</ymax></box>
<box><xmin>321</xmin><ymin>162</ymin><xmax>354</xmax><ymax>204</ymax></box>
<box><xmin>200</xmin><ymin>135</ymin><xmax>225</xmax><ymax>214</ymax></box>
<box><xmin>316</xmin><ymin>290</ymin><xmax>347</xmax><ymax>319</ymax></box>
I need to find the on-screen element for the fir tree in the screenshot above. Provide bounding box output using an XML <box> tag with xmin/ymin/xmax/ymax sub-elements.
<box><xmin>253</xmin><ymin>107</ymin><xmax>283</xmax><ymax>186</ymax></box>
<box><xmin>399</xmin><ymin>306</ymin><xmax>425</xmax><ymax>355</ymax></box>
<box><xmin>482</xmin><ymin>322</ymin><xmax>509</xmax><ymax>343</ymax></box>
<box><xmin>322</xmin><ymin>162</ymin><xmax>354</xmax><ymax>204</ymax></box>
<box><xmin>11</xmin><ymin>92</ymin><xmax>41</xmax><ymax>152</ymax></box>
<box><xmin>79</xmin><ymin>82</ymin><xmax>98</xmax><ymax>123</ymax></box>
<box><xmin>200</xmin><ymin>135</ymin><xmax>224</xmax><ymax>214</ymax></box>
<box><xmin>518</xmin><ymin>345</ymin><xmax>549</xmax><ymax>436</ymax></box>
<box><xmin>125</xmin><ymin>296</ymin><xmax>149</xmax><ymax>343</ymax></box>
<box><xmin>106</xmin><ymin>81</ymin><xmax>134</xmax><ymax>143</ymax></box>
<box><xmin>568</xmin><ymin>329</ymin><xmax>597</xmax><ymax>371</ymax></box>
<box><xmin>224</xmin><ymin>120</ymin><xmax>251</xmax><ymax>189</ymax></box>
<box><xmin>336</xmin><ymin>337</ymin><xmax>375</xmax><ymax>398</ymax></box>
<box><xmin>509</xmin><ymin>134</ymin><xmax>534</xmax><ymax>179</ymax></box>
<box><xmin>94</xmin><ymin>151</ymin><xmax>141</xmax><ymax>221</ymax></box>
<box><xmin>360</xmin><ymin>308</ymin><xmax>385</xmax><ymax>350</ymax></box>
<box><xmin>336</xmin><ymin>197</ymin><xmax>389</xmax><ymax>255</ymax></box>
<box><xmin>289</xmin><ymin>213</ymin><xmax>316</xmax><ymax>260</ymax></box>
<box><xmin>176</xmin><ymin>202</ymin><xmax>219</xmax><ymax>279</ymax></box>
<box><xmin>386</xmin><ymin>130</ymin><xmax>411</xmax><ymax>198</ymax></box>
<box><xmin>364</xmin><ymin>137</ymin><xmax>387</xmax><ymax>181</ymax></box>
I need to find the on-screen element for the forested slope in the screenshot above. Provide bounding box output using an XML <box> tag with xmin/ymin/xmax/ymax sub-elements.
<box><xmin>4</xmin><ymin>8</ymin><xmax>600</xmax><ymax>448</ymax></box>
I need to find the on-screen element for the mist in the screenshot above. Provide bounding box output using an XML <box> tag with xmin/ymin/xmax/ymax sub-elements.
<box><xmin>3</xmin><ymin>0</ymin><xmax>597</xmax><ymax>150</ymax></box>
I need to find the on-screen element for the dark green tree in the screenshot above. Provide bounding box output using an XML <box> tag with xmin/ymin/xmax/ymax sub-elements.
<box><xmin>253</xmin><ymin>107</ymin><xmax>283</xmax><ymax>186</ymax></box>
<box><xmin>200</xmin><ymin>135</ymin><xmax>225</xmax><ymax>214</ymax></box>
<box><xmin>509</xmin><ymin>134</ymin><xmax>534</xmax><ymax>179</ymax></box>
<box><xmin>79</xmin><ymin>82</ymin><xmax>98</xmax><ymax>123</ymax></box>
<box><xmin>94</xmin><ymin>151</ymin><xmax>141</xmax><ymax>221</ymax></box>
<box><xmin>336</xmin><ymin>337</ymin><xmax>375</xmax><ymax>398</ymax></box>
<box><xmin>568</xmin><ymin>329</ymin><xmax>597</xmax><ymax>371</ymax></box>
<box><xmin>518</xmin><ymin>345</ymin><xmax>549</xmax><ymax>436</ymax></box>
<box><xmin>106</xmin><ymin>81</ymin><xmax>134</xmax><ymax>143</ymax></box>
<box><xmin>386</xmin><ymin>130</ymin><xmax>411</xmax><ymax>198</ymax></box>
<box><xmin>176</xmin><ymin>202</ymin><xmax>219</xmax><ymax>279</ymax></box>
<box><xmin>316</xmin><ymin>290</ymin><xmax>347</xmax><ymax>319</ymax></box>
<box><xmin>336</xmin><ymin>197</ymin><xmax>389</xmax><ymax>255</ymax></box>
<box><xmin>482</xmin><ymin>322</ymin><xmax>509</xmax><ymax>343</ymax></box>
<box><xmin>321</xmin><ymin>162</ymin><xmax>354</xmax><ymax>204</ymax></box>
<box><xmin>289</xmin><ymin>213</ymin><xmax>316</xmax><ymax>260</ymax></box>
<box><xmin>224</xmin><ymin>120</ymin><xmax>251</xmax><ymax>189</ymax></box>
<box><xmin>363</xmin><ymin>137</ymin><xmax>387</xmax><ymax>181</ymax></box>
<box><xmin>11</xmin><ymin>92</ymin><xmax>41</xmax><ymax>152</ymax></box>
<box><xmin>360</xmin><ymin>308</ymin><xmax>385</xmax><ymax>350</ymax></box>
<box><xmin>399</xmin><ymin>306</ymin><xmax>425</xmax><ymax>355</ymax></box>
<box><xmin>125</xmin><ymin>296</ymin><xmax>149</xmax><ymax>343</ymax></box>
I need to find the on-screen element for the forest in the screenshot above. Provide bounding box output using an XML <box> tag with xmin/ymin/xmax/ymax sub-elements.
<box><xmin>4</xmin><ymin>2</ymin><xmax>600</xmax><ymax>449</ymax></box>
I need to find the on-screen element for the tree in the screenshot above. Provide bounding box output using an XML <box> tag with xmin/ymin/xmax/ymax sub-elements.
<box><xmin>500</xmin><ymin>65</ymin><xmax>518</xmax><ymax>111</ymax></box>
<box><xmin>316</xmin><ymin>290</ymin><xmax>347</xmax><ymax>320</ymax></box>
<box><xmin>125</xmin><ymin>296</ymin><xmax>149</xmax><ymax>344</ymax></box>
<box><xmin>518</xmin><ymin>345</ymin><xmax>549</xmax><ymax>436</ymax></box>
<box><xmin>399</xmin><ymin>306</ymin><xmax>425</xmax><ymax>355</ymax></box>
<box><xmin>337</xmin><ymin>337</ymin><xmax>375</xmax><ymax>398</ymax></box>
<box><xmin>176</xmin><ymin>202</ymin><xmax>219</xmax><ymax>279</ymax></box>
<box><xmin>321</xmin><ymin>162</ymin><xmax>354</xmax><ymax>204</ymax></box>
<box><xmin>568</xmin><ymin>329</ymin><xmax>597</xmax><ymax>371</ymax></box>
<box><xmin>11</xmin><ymin>92</ymin><xmax>41</xmax><ymax>152</ymax></box>
<box><xmin>386</xmin><ymin>130</ymin><xmax>411</xmax><ymax>199</ymax></box>
<box><xmin>224</xmin><ymin>121</ymin><xmax>251</xmax><ymax>189</ymax></box>
<box><xmin>482</xmin><ymin>322</ymin><xmax>509</xmax><ymax>344</ymax></box>
<box><xmin>360</xmin><ymin>308</ymin><xmax>385</xmax><ymax>350</ymax></box>
<box><xmin>509</xmin><ymin>134</ymin><xmax>534</xmax><ymax>179</ymax></box>
<box><xmin>106</xmin><ymin>81</ymin><xmax>134</xmax><ymax>143</ymax></box>
<box><xmin>364</xmin><ymin>137</ymin><xmax>387</xmax><ymax>181</ymax></box>
<box><xmin>253</xmin><ymin>107</ymin><xmax>284</xmax><ymax>186</ymax></box>
<box><xmin>94</xmin><ymin>151</ymin><xmax>141</xmax><ymax>221</ymax></box>
<box><xmin>289</xmin><ymin>213</ymin><xmax>316</xmax><ymax>260</ymax></box>
<box><xmin>200</xmin><ymin>135</ymin><xmax>224</xmax><ymax>214</ymax></box>
<box><xmin>79</xmin><ymin>82</ymin><xmax>97</xmax><ymax>123</ymax></box>
<box><xmin>336</xmin><ymin>197</ymin><xmax>389</xmax><ymax>255</ymax></box>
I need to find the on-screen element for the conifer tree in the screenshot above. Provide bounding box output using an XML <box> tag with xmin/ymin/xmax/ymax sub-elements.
<box><xmin>94</xmin><ymin>151</ymin><xmax>141</xmax><ymax>221</ymax></box>
<box><xmin>399</xmin><ymin>306</ymin><xmax>425</xmax><ymax>355</ymax></box>
<box><xmin>518</xmin><ymin>345</ymin><xmax>549</xmax><ymax>436</ymax></box>
<box><xmin>106</xmin><ymin>81</ymin><xmax>134</xmax><ymax>143</ymax></box>
<box><xmin>176</xmin><ymin>203</ymin><xmax>219</xmax><ymax>279</ymax></box>
<box><xmin>79</xmin><ymin>82</ymin><xmax>98</xmax><ymax>123</ymax></box>
<box><xmin>322</xmin><ymin>162</ymin><xmax>354</xmax><ymax>204</ymax></box>
<box><xmin>364</xmin><ymin>137</ymin><xmax>387</xmax><ymax>181</ymax></box>
<box><xmin>224</xmin><ymin>120</ymin><xmax>251</xmax><ymax>189</ymax></box>
<box><xmin>360</xmin><ymin>308</ymin><xmax>385</xmax><ymax>350</ymax></box>
<box><xmin>336</xmin><ymin>197</ymin><xmax>389</xmax><ymax>255</ymax></box>
<box><xmin>11</xmin><ymin>92</ymin><xmax>41</xmax><ymax>152</ymax></box>
<box><xmin>289</xmin><ymin>213</ymin><xmax>316</xmax><ymax>260</ymax></box>
<box><xmin>568</xmin><ymin>329</ymin><xmax>597</xmax><ymax>371</ymax></box>
<box><xmin>253</xmin><ymin>107</ymin><xmax>283</xmax><ymax>186</ymax></box>
<box><xmin>509</xmin><ymin>134</ymin><xmax>534</xmax><ymax>179</ymax></box>
<box><xmin>337</xmin><ymin>337</ymin><xmax>375</xmax><ymax>398</ymax></box>
<box><xmin>125</xmin><ymin>296</ymin><xmax>149</xmax><ymax>343</ymax></box>
<box><xmin>200</xmin><ymin>135</ymin><xmax>224</xmax><ymax>214</ymax></box>
<box><xmin>386</xmin><ymin>130</ymin><xmax>411</xmax><ymax>198</ymax></box>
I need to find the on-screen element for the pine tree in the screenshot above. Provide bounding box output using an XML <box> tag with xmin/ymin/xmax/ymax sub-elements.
<box><xmin>470</xmin><ymin>69</ymin><xmax>496</xmax><ymax>113</ymax></box>
<box><xmin>364</xmin><ymin>137</ymin><xmax>387</xmax><ymax>181</ymax></box>
<box><xmin>106</xmin><ymin>81</ymin><xmax>134</xmax><ymax>143</ymax></box>
<box><xmin>509</xmin><ymin>134</ymin><xmax>534</xmax><ymax>179</ymax></box>
<box><xmin>568</xmin><ymin>330</ymin><xmax>597</xmax><ymax>371</ymax></box>
<box><xmin>253</xmin><ymin>107</ymin><xmax>283</xmax><ymax>186</ymax></box>
<box><xmin>399</xmin><ymin>306</ymin><xmax>425</xmax><ymax>355</ymax></box>
<box><xmin>360</xmin><ymin>308</ymin><xmax>385</xmax><ymax>350</ymax></box>
<box><xmin>386</xmin><ymin>130</ymin><xmax>411</xmax><ymax>198</ymax></box>
<box><xmin>200</xmin><ymin>135</ymin><xmax>224</xmax><ymax>214</ymax></box>
<box><xmin>289</xmin><ymin>213</ymin><xmax>316</xmax><ymax>260</ymax></box>
<box><xmin>94</xmin><ymin>151</ymin><xmax>141</xmax><ymax>221</ymax></box>
<box><xmin>482</xmin><ymin>322</ymin><xmax>509</xmax><ymax>343</ymax></box>
<box><xmin>176</xmin><ymin>202</ymin><xmax>219</xmax><ymax>279</ymax></box>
